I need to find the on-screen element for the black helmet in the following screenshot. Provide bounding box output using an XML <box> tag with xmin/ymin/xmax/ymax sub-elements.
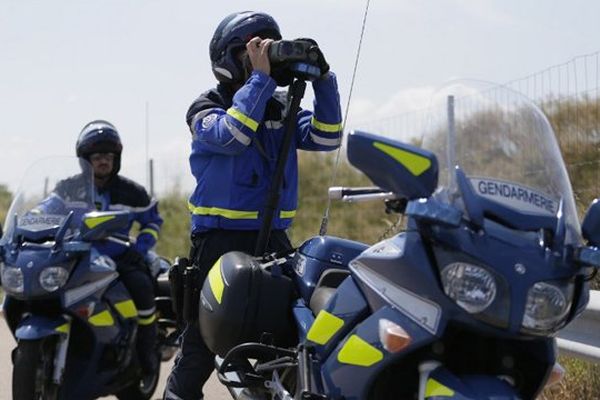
<box><xmin>209</xmin><ymin>11</ymin><xmax>281</xmax><ymax>84</ymax></box>
<box><xmin>76</xmin><ymin>120</ymin><xmax>123</xmax><ymax>175</ymax></box>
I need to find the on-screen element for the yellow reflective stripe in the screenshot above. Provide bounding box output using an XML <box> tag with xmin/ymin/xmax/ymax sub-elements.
<box><xmin>208</xmin><ymin>257</ymin><xmax>225</xmax><ymax>304</ymax></box>
<box><xmin>84</xmin><ymin>215</ymin><xmax>115</xmax><ymax>229</ymax></box>
<box><xmin>188</xmin><ymin>205</ymin><xmax>294</xmax><ymax>220</ymax></box>
<box><xmin>311</xmin><ymin>117</ymin><xmax>342</xmax><ymax>133</ymax></box>
<box><xmin>337</xmin><ymin>335</ymin><xmax>383</xmax><ymax>367</ymax></box>
<box><xmin>138</xmin><ymin>314</ymin><xmax>157</xmax><ymax>326</ymax></box>
<box><xmin>140</xmin><ymin>228</ymin><xmax>159</xmax><ymax>240</ymax></box>
<box><xmin>373</xmin><ymin>141</ymin><xmax>431</xmax><ymax>176</ymax></box>
<box><xmin>307</xmin><ymin>310</ymin><xmax>344</xmax><ymax>345</ymax></box>
<box><xmin>425</xmin><ymin>378</ymin><xmax>455</xmax><ymax>397</ymax></box>
<box><xmin>280</xmin><ymin>210</ymin><xmax>296</xmax><ymax>219</ymax></box>
<box><xmin>188</xmin><ymin>202</ymin><xmax>259</xmax><ymax>220</ymax></box>
<box><xmin>115</xmin><ymin>299</ymin><xmax>138</xmax><ymax>318</ymax></box>
<box><xmin>55</xmin><ymin>322</ymin><xmax>71</xmax><ymax>334</ymax></box>
<box><xmin>89</xmin><ymin>310</ymin><xmax>115</xmax><ymax>327</ymax></box>
<box><xmin>227</xmin><ymin>108</ymin><xmax>259</xmax><ymax>132</ymax></box>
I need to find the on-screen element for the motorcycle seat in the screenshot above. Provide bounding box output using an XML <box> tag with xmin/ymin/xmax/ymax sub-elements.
<box><xmin>309</xmin><ymin>269</ymin><xmax>350</xmax><ymax>315</ymax></box>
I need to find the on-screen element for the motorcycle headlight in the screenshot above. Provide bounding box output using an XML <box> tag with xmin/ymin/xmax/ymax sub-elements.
<box><xmin>441</xmin><ymin>262</ymin><xmax>497</xmax><ymax>314</ymax></box>
<box><xmin>1</xmin><ymin>263</ymin><xmax>24</xmax><ymax>294</ymax></box>
<box><xmin>39</xmin><ymin>267</ymin><xmax>69</xmax><ymax>292</ymax></box>
<box><xmin>522</xmin><ymin>281</ymin><xmax>573</xmax><ymax>334</ymax></box>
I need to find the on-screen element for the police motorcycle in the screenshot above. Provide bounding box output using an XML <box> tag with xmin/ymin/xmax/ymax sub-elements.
<box><xmin>0</xmin><ymin>156</ymin><xmax>177</xmax><ymax>400</ymax></box>
<box><xmin>193</xmin><ymin>80</ymin><xmax>600</xmax><ymax>400</ymax></box>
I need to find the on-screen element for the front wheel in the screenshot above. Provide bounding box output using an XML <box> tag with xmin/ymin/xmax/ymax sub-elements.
<box><xmin>12</xmin><ymin>338</ymin><xmax>59</xmax><ymax>400</ymax></box>
<box><xmin>115</xmin><ymin>365</ymin><xmax>160</xmax><ymax>400</ymax></box>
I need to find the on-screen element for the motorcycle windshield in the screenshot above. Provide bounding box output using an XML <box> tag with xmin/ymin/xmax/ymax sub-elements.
<box><xmin>0</xmin><ymin>157</ymin><xmax>95</xmax><ymax>244</ymax></box>
<box><xmin>421</xmin><ymin>80</ymin><xmax>580</xmax><ymax>244</ymax></box>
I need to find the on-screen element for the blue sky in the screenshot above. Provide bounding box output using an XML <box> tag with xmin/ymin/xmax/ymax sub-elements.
<box><xmin>1</xmin><ymin>0</ymin><xmax>599</xmax><ymax>194</ymax></box>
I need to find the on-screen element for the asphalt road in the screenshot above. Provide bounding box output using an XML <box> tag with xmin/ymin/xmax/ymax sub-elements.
<box><xmin>0</xmin><ymin>316</ymin><xmax>230</xmax><ymax>400</ymax></box>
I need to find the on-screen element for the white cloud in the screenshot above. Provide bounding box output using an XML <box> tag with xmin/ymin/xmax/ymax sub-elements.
<box><xmin>346</xmin><ymin>86</ymin><xmax>436</xmax><ymax>142</ymax></box>
<box><xmin>452</xmin><ymin>0</ymin><xmax>521</xmax><ymax>27</ymax></box>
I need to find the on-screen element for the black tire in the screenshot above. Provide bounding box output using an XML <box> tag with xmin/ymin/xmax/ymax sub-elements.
<box><xmin>115</xmin><ymin>367</ymin><xmax>160</xmax><ymax>400</ymax></box>
<box><xmin>12</xmin><ymin>338</ymin><xmax>59</xmax><ymax>400</ymax></box>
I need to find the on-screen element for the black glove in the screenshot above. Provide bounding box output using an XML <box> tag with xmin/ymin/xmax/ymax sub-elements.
<box><xmin>295</xmin><ymin>38</ymin><xmax>330</xmax><ymax>78</ymax></box>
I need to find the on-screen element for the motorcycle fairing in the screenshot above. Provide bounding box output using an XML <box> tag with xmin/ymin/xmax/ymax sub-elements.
<box><xmin>292</xmin><ymin>298</ymin><xmax>316</xmax><ymax>339</ymax></box>
<box><xmin>350</xmin><ymin>231</ymin><xmax>448</xmax><ymax>334</ymax></box>
<box><xmin>7</xmin><ymin>248</ymin><xmax>75</xmax><ymax>300</ymax></box>
<box><xmin>61</xmin><ymin>253</ymin><xmax>117</xmax><ymax>307</ymax></box>
<box><xmin>426</xmin><ymin>366</ymin><xmax>520</xmax><ymax>399</ymax></box>
<box><xmin>15</xmin><ymin>224</ymin><xmax>61</xmax><ymax>242</ymax></box>
<box><xmin>15</xmin><ymin>314</ymin><xmax>70</xmax><ymax>340</ymax></box>
<box><xmin>305</xmin><ymin>277</ymin><xmax>369</xmax><ymax>359</ymax></box>
<box><xmin>321</xmin><ymin>305</ymin><xmax>439</xmax><ymax>400</ymax></box>
<box><xmin>429</xmin><ymin>215</ymin><xmax>580</xmax><ymax>335</ymax></box>
<box><xmin>292</xmin><ymin>235</ymin><xmax>368</xmax><ymax>302</ymax></box>
<box><xmin>59</xmin><ymin>281</ymin><xmax>139</xmax><ymax>399</ymax></box>
<box><xmin>72</xmin><ymin>280</ymin><xmax>134</xmax><ymax>342</ymax></box>
<box><xmin>314</xmin><ymin>225</ymin><xmax>558</xmax><ymax>399</ymax></box>
<box><xmin>455</xmin><ymin>168</ymin><xmax>558</xmax><ymax>232</ymax></box>
<box><xmin>347</xmin><ymin>130</ymin><xmax>439</xmax><ymax>200</ymax></box>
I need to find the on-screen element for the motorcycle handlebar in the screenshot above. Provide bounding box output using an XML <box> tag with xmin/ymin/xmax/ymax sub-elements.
<box><xmin>105</xmin><ymin>234</ymin><xmax>131</xmax><ymax>248</ymax></box>
<box><xmin>328</xmin><ymin>186</ymin><xmax>398</xmax><ymax>203</ymax></box>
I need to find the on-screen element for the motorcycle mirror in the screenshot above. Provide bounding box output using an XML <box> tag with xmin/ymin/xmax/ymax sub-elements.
<box><xmin>582</xmin><ymin>198</ymin><xmax>600</xmax><ymax>247</ymax></box>
<box><xmin>52</xmin><ymin>211</ymin><xmax>73</xmax><ymax>252</ymax></box>
<box><xmin>347</xmin><ymin>131</ymin><xmax>439</xmax><ymax>200</ymax></box>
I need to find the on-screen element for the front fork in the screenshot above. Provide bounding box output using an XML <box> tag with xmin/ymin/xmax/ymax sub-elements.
<box><xmin>417</xmin><ymin>361</ymin><xmax>441</xmax><ymax>400</ymax></box>
<box><xmin>51</xmin><ymin>316</ymin><xmax>71</xmax><ymax>385</ymax></box>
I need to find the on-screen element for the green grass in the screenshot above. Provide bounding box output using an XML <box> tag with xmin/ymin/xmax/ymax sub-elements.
<box><xmin>545</xmin><ymin>97</ymin><xmax>600</xmax><ymax>216</ymax></box>
<box><xmin>540</xmin><ymin>357</ymin><xmax>600</xmax><ymax>399</ymax></box>
<box><xmin>152</xmin><ymin>188</ymin><xmax>191</xmax><ymax>261</ymax></box>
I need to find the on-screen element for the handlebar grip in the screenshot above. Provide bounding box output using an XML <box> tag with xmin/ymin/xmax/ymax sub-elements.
<box><xmin>328</xmin><ymin>186</ymin><xmax>385</xmax><ymax>199</ymax></box>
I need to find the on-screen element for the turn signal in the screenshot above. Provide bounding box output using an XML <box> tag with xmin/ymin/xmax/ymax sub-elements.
<box><xmin>379</xmin><ymin>318</ymin><xmax>412</xmax><ymax>353</ymax></box>
<box><xmin>74</xmin><ymin>302</ymin><xmax>95</xmax><ymax>319</ymax></box>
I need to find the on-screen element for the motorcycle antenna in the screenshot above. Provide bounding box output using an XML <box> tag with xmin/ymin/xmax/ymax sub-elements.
<box><xmin>319</xmin><ymin>0</ymin><xmax>372</xmax><ymax>236</ymax></box>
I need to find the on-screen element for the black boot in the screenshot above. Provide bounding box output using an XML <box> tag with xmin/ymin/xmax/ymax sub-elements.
<box><xmin>137</xmin><ymin>321</ymin><xmax>159</xmax><ymax>389</ymax></box>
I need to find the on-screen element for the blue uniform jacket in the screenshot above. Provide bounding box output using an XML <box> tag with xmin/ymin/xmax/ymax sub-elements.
<box><xmin>92</xmin><ymin>176</ymin><xmax>163</xmax><ymax>257</ymax></box>
<box><xmin>186</xmin><ymin>70</ymin><xmax>343</xmax><ymax>233</ymax></box>
<box><xmin>37</xmin><ymin>174</ymin><xmax>163</xmax><ymax>258</ymax></box>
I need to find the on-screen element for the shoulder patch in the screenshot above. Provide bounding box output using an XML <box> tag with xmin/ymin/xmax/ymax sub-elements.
<box><xmin>202</xmin><ymin>113</ymin><xmax>219</xmax><ymax>129</ymax></box>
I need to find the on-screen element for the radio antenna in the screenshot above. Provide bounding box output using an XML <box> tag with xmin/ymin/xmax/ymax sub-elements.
<box><xmin>319</xmin><ymin>0</ymin><xmax>372</xmax><ymax>236</ymax></box>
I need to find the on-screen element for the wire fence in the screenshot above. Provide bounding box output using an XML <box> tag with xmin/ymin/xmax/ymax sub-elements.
<box><xmin>349</xmin><ymin>50</ymin><xmax>600</xmax><ymax>216</ymax></box>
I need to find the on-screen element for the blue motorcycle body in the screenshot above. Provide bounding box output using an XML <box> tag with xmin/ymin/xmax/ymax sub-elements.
<box><xmin>210</xmin><ymin>82</ymin><xmax>600</xmax><ymax>400</ymax></box>
<box><xmin>0</xmin><ymin>157</ymin><xmax>175</xmax><ymax>400</ymax></box>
